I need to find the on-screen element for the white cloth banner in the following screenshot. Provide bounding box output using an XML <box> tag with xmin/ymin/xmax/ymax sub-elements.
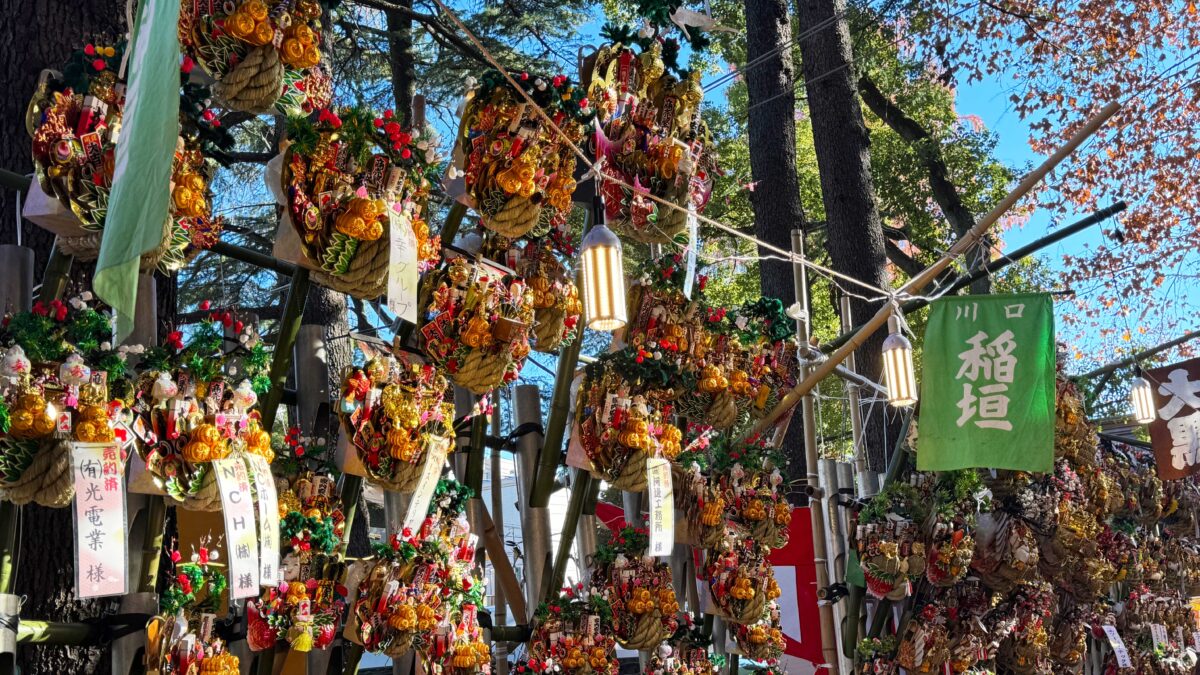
<box><xmin>247</xmin><ymin>455</ymin><xmax>279</xmax><ymax>587</ymax></box>
<box><xmin>214</xmin><ymin>457</ymin><xmax>260</xmax><ymax>599</ymax></box>
<box><xmin>73</xmin><ymin>442</ymin><xmax>128</xmax><ymax>598</ymax></box>
<box><xmin>646</xmin><ymin>456</ymin><xmax>674</xmax><ymax>557</ymax></box>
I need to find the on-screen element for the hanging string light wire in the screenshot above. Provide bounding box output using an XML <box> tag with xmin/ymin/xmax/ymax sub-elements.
<box><xmin>427</xmin><ymin>0</ymin><xmax>922</xmax><ymax>303</ymax></box>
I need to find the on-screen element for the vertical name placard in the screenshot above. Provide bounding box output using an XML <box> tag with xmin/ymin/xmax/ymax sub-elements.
<box><xmin>72</xmin><ymin>442</ymin><xmax>128</xmax><ymax>598</ymax></box>
<box><xmin>247</xmin><ymin>455</ymin><xmax>279</xmax><ymax>586</ymax></box>
<box><xmin>646</xmin><ymin>456</ymin><xmax>674</xmax><ymax>557</ymax></box>
<box><xmin>402</xmin><ymin>439</ymin><xmax>449</xmax><ymax>535</ymax></box>
<box><xmin>387</xmin><ymin>209</ymin><xmax>419</xmax><ymax>324</ymax></box>
<box><xmin>214</xmin><ymin>457</ymin><xmax>260</xmax><ymax>599</ymax></box>
<box><xmin>1102</xmin><ymin>625</ymin><xmax>1132</xmax><ymax>668</ymax></box>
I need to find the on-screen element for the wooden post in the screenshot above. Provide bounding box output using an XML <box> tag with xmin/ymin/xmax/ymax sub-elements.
<box><xmin>746</xmin><ymin>102</ymin><xmax>1121</xmax><ymax>440</ymax></box>
<box><xmin>0</xmin><ymin>246</ymin><xmax>33</xmax><ymax>316</ymax></box>
<box><xmin>260</xmin><ymin>268</ymin><xmax>311</xmax><ymax>431</ymax></box>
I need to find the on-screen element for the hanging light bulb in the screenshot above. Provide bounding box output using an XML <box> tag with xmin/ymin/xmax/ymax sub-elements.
<box><xmin>882</xmin><ymin>314</ymin><xmax>917</xmax><ymax>407</ymax></box>
<box><xmin>1130</xmin><ymin>368</ymin><xmax>1157</xmax><ymax>424</ymax></box>
<box><xmin>581</xmin><ymin>196</ymin><xmax>626</xmax><ymax>331</ymax></box>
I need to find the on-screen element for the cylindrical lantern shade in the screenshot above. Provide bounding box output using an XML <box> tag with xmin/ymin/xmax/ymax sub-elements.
<box><xmin>882</xmin><ymin>316</ymin><xmax>917</xmax><ymax>406</ymax></box>
<box><xmin>580</xmin><ymin>223</ymin><xmax>627</xmax><ymax>332</ymax></box>
<box><xmin>1131</xmin><ymin>375</ymin><xmax>1157</xmax><ymax>424</ymax></box>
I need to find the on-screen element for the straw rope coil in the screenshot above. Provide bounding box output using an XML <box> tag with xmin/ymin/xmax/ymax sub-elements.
<box><xmin>214</xmin><ymin>46</ymin><xmax>285</xmax><ymax>114</ymax></box>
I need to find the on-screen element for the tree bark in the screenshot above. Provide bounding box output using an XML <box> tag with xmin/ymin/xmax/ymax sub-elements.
<box><xmin>796</xmin><ymin>0</ymin><xmax>894</xmax><ymax>470</ymax></box>
<box><xmin>743</xmin><ymin>0</ymin><xmax>809</xmax><ymax>496</ymax></box>
<box><xmin>386</xmin><ymin>1</ymin><xmax>418</xmax><ymax>126</ymax></box>
<box><xmin>0</xmin><ymin>3</ymin><xmax>124</xmax><ymax>673</ymax></box>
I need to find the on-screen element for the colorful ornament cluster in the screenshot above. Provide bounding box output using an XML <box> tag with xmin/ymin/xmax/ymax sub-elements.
<box><xmin>146</xmin><ymin>538</ymin><xmax>237</xmax><ymax>674</ymax></box>
<box><xmin>342</xmin><ymin>479</ymin><xmax>490</xmax><ymax>671</ymax></box>
<box><xmin>852</xmin><ymin>378</ymin><xmax>1200</xmax><ymax>674</ymax></box>
<box><xmin>0</xmin><ymin>293</ymin><xmax>138</xmax><ymax>508</ymax></box>
<box><xmin>130</xmin><ymin>315</ymin><xmax>272</xmax><ymax>509</ymax></box>
<box><xmin>585</xmin><ymin>31</ymin><xmax>716</xmax><ymax>244</ymax></box>
<box><xmin>179</xmin><ymin>0</ymin><xmax>331</xmax><ymax>114</ymax></box>
<box><xmin>248</xmin><ymin>471</ymin><xmax>347</xmax><ymax>652</ymax></box>
<box><xmin>339</xmin><ymin>354</ymin><xmax>455</xmax><ymax>491</ymax></box>
<box><xmin>27</xmin><ymin>43</ymin><xmax>226</xmax><ymax>271</ymax></box>
<box><xmin>280</xmin><ymin>106</ymin><xmax>441</xmax><ymax>298</ymax></box>
<box><xmin>454</xmin><ymin>70</ymin><xmax>588</xmax><ymax>241</ymax></box>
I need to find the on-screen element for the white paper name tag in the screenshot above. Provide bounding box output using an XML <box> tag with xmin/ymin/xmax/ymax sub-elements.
<box><xmin>646</xmin><ymin>456</ymin><xmax>674</xmax><ymax>557</ymax></box>
<box><xmin>72</xmin><ymin>442</ymin><xmax>128</xmax><ymax>598</ymax></box>
<box><xmin>402</xmin><ymin>440</ymin><xmax>449</xmax><ymax>535</ymax></box>
<box><xmin>1151</xmin><ymin>623</ymin><xmax>1169</xmax><ymax>649</ymax></box>
<box><xmin>247</xmin><ymin>455</ymin><xmax>280</xmax><ymax>586</ymax></box>
<box><xmin>1192</xmin><ymin>630</ymin><xmax>1200</xmax><ymax>651</ymax></box>
<box><xmin>1102</xmin><ymin>625</ymin><xmax>1132</xmax><ymax>668</ymax></box>
<box><xmin>214</xmin><ymin>457</ymin><xmax>260</xmax><ymax>599</ymax></box>
<box><xmin>387</xmin><ymin>209</ymin><xmax>419</xmax><ymax>324</ymax></box>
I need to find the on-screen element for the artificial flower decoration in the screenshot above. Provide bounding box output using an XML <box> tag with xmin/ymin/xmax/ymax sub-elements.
<box><xmin>281</xmin><ymin>106</ymin><xmax>441</xmax><ymax>298</ymax></box>
<box><xmin>27</xmin><ymin>43</ymin><xmax>226</xmax><ymax>271</ymax></box>
<box><xmin>454</xmin><ymin>69</ymin><xmax>589</xmax><ymax>239</ymax></box>
<box><xmin>420</xmin><ymin>255</ymin><xmax>534</xmax><ymax>394</ymax></box>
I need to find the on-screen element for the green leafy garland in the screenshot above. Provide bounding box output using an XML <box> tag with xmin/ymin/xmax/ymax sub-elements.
<box><xmin>586</xmin><ymin>346</ymin><xmax>689</xmax><ymax>392</ymax></box>
<box><xmin>704</xmin><ymin>436</ymin><xmax>787</xmax><ymax>475</ymax></box>
<box><xmin>724</xmin><ymin>298</ymin><xmax>794</xmax><ymax>344</ymax></box>
<box><xmin>533</xmin><ymin>591</ymin><xmax>614</xmax><ymax>626</ymax></box>
<box><xmin>280</xmin><ymin>512</ymin><xmax>339</xmax><ymax>555</ymax></box>
<box><xmin>593</xmin><ymin>522</ymin><xmax>650</xmax><ymax>565</ymax></box>
<box><xmin>140</xmin><ymin>320</ymin><xmax>271</xmax><ymax>393</ymax></box>
<box><xmin>2</xmin><ymin>300</ymin><xmax>128</xmax><ymax>380</ymax></box>
<box><xmin>858</xmin><ymin>481</ymin><xmax>925</xmax><ymax>525</ymax></box>
<box><xmin>160</xmin><ymin>561</ymin><xmax>228</xmax><ymax>615</ymax></box>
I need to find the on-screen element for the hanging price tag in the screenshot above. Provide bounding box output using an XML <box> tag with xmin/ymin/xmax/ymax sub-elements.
<box><xmin>1102</xmin><ymin>625</ymin><xmax>1132</xmax><ymax>668</ymax></box>
<box><xmin>402</xmin><ymin>439</ymin><xmax>449</xmax><ymax>535</ymax></box>
<box><xmin>72</xmin><ymin>442</ymin><xmax>128</xmax><ymax>598</ymax></box>
<box><xmin>1151</xmin><ymin>623</ymin><xmax>1170</xmax><ymax>649</ymax></box>
<box><xmin>387</xmin><ymin>209</ymin><xmax>419</xmax><ymax>324</ymax></box>
<box><xmin>646</xmin><ymin>456</ymin><xmax>674</xmax><ymax>557</ymax></box>
<box><xmin>247</xmin><ymin>455</ymin><xmax>280</xmax><ymax>586</ymax></box>
<box><xmin>214</xmin><ymin>457</ymin><xmax>260</xmax><ymax>599</ymax></box>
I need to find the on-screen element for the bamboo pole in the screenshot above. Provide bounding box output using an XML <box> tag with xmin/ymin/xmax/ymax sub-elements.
<box><xmin>478</xmin><ymin>505</ymin><xmax>528</xmax><ymax>623</ymax></box>
<box><xmin>548</xmin><ymin>470</ymin><xmax>592</xmax><ymax>598</ymax></box>
<box><xmin>38</xmin><ymin>244</ymin><xmax>72</xmax><ymax>305</ymax></box>
<box><xmin>440</xmin><ymin>201</ymin><xmax>467</xmax><ymax>244</ymax></box>
<box><xmin>792</xmin><ymin>230</ymin><xmax>841</xmax><ymax>675</ymax></box>
<box><xmin>489</xmin><ymin>391</ymin><xmax>509</xmax><ymax>675</ymax></box>
<box><xmin>747</xmin><ymin>102</ymin><xmax>1120</xmax><ymax>440</ymax></box>
<box><xmin>259</xmin><ymin>268</ymin><xmax>311</xmax><ymax>430</ymax></box>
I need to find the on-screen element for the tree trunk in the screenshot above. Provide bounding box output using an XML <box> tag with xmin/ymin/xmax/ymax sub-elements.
<box><xmin>386</xmin><ymin>2</ymin><xmax>417</xmax><ymax>126</ymax></box>
<box><xmin>796</xmin><ymin>0</ymin><xmax>893</xmax><ymax>470</ymax></box>
<box><xmin>743</xmin><ymin>0</ymin><xmax>809</xmax><ymax>497</ymax></box>
<box><xmin>0</xmin><ymin>3</ymin><xmax>123</xmax><ymax>673</ymax></box>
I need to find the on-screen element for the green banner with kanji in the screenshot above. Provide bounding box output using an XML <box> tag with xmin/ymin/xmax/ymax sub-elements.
<box><xmin>916</xmin><ymin>293</ymin><xmax>1056</xmax><ymax>473</ymax></box>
